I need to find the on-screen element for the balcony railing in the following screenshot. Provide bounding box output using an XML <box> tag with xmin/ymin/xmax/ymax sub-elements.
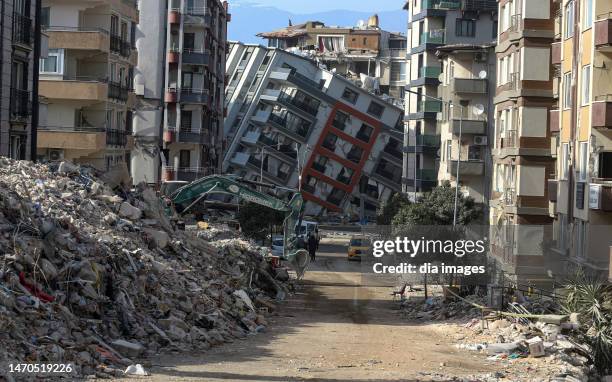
<box><xmin>278</xmin><ymin>91</ymin><xmax>319</xmax><ymax>116</ymax></box>
<box><xmin>419</xmin><ymin>30</ymin><xmax>445</xmax><ymax>45</ymax></box>
<box><xmin>416</xmin><ymin>134</ymin><xmax>440</xmax><ymax>147</ymax></box>
<box><xmin>383</xmin><ymin>145</ymin><xmax>403</xmax><ymax>159</ymax></box>
<box><xmin>108</xmin><ymin>81</ymin><xmax>129</xmax><ymax>101</ymax></box>
<box><xmin>106</xmin><ymin>129</ymin><xmax>129</xmax><ymax>146</ymax></box>
<box><xmin>110</xmin><ymin>35</ymin><xmax>131</xmax><ymax>57</ymax></box>
<box><xmin>416</xmin><ymin>100</ymin><xmax>442</xmax><ymax>113</ymax></box>
<box><xmin>269</xmin><ymin>113</ymin><xmax>309</xmax><ymax>138</ymax></box>
<box><xmin>416</xmin><ymin>169</ymin><xmax>437</xmax><ymax>181</ymax></box>
<box><xmin>419</xmin><ymin>66</ymin><xmax>442</xmax><ymax>79</ymax></box>
<box><xmin>421</xmin><ymin>0</ymin><xmax>460</xmax><ymax>10</ymax></box>
<box><xmin>10</xmin><ymin>88</ymin><xmax>31</xmax><ymax>118</ymax></box>
<box><xmin>509</xmin><ymin>14</ymin><xmax>522</xmax><ymax>32</ymax></box>
<box><xmin>12</xmin><ymin>13</ymin><xmax>32</xmax><ymax>46</ymax></box>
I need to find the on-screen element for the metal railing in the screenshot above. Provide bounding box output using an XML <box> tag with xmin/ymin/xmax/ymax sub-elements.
<box><xmin>416</xmin><ymin>134</ymin><xmax>440</xmax><ymax>147</ymax></box>
<box><xmin>12</xmin><ymin>13</ymin><xmax>32</xmax><ymax>46</ymax></box>
<box><xmin>509</xmin><ymin>14</ymin><xmax>522</xmax><ymax>32</ymax></box>
<box><xmin>420</xmin><ymin>66</ymin><xmax>442</xmax><ymax>79</ymax></box>
<box><xmin>108</xmin><ymin>82</ymin><xmax>129</xmax><ymax>101</ymax></box>
<box><xmin>10</xmin><ymin>88</ymin><xmax>31</xmax><ymax>118</ymax></box>
<box><xmin>278</xmin><ymin>91</ymin><xmax>319</xmax><ymax>116</ymax></box>
<box><xmin>106</xmin><ymin>129</ymin><xmax>129</xmax><ymax>146</ymax></box>
<box><xmin>421</xmin><ymin>0</ymin><xmax>460</xmax><ymax>10</ymax></box>
<box><xmin>420</xmin><ymin>30</ymin><xmax>445</xmax><ymax>44</ymax></box>
<box><xmin>110</xmin><ymin>34</ymin><xmax>131</xmax><ymax>57</ymax></box>
<box><xmin>504</xmin><ymin>187</ymin><xmax>516</xmax><ymax>206</ymax></box>
<box><xmin>43</xmin><ymin>25</ymin><xmax>109</xmax><ymax>34</ymax></box>
<box><xmin>417</xmin><ymin>100</ymin><xmax>442</xmax><ymax>113</ymax></box>
<box><xmin>268</xmin><ymin>113</ymin><xmax>309</xmax><ymax>138</ymax></box>
<box><xmin>38</xmin><ymin>125</ymin><xmax>106</xmax><ymax>132</ymax></box>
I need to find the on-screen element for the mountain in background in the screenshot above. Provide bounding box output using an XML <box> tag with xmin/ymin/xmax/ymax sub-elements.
<box><xmin>228</xmin><ymin>3</ymin><xmax>407</xmax><ymax>44</ymax></box>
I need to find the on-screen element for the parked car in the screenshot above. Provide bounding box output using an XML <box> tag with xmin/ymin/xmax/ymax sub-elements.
<box><xmin>347</xmin><ymin>235</ymin><xmax>370</xmax><ymax>261</ymax></box>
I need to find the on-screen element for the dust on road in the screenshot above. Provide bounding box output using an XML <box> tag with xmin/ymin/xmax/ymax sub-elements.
<box><xmin>118</xmin><ymin>240</ymin><xmax>494</xmax><ymax>381</ymax></box>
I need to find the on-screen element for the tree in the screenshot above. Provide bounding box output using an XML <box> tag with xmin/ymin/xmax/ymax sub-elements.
<box><xmin>377</xmin><ymin>192</ymin><xmax>410</xmax><ymax>225</ymax></box>
<box><xmin>236</xmin><ymin>202</ymin><xmax>284</xmax><ymax>244</ymax></box>
<box><xmin>392</xmin><ymin>182</ymin><xmax>482</xmax><ymax>226</ymax></box>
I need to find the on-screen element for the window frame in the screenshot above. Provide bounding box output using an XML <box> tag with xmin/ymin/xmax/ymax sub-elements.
<box><xmin>581</xmin><ymin>65</ymin><xmax>591</xmax><ymax>105</ymax></box>
<box><xmin>455</xmin><ymin>19</ymin><xmax>476</xmax><ymax>37</ymax></box>
<box><xmin>564</xmin><ymin>0</ymin><xmax>574</xmax><ymax>39</ymax></box>
<box><xmin>563</xmin><ymin>72</ymin><xmax>572</xmax><ymax>110</ymax></box>
<box><xmin>341</xmin><ymin>87</ymin><xmax>359</xmax><ymax>104</ymax></box>
<box><xmin>367</xmin><ymin>101</ymin><xmax>384</xmax><ymax>118</ymax></box>
<box><xmin>583</xmin><ymin>0</ymin><xmax>593</xmax><ymax>29</ymax></box>
<box><xmin>40</xmin><ymin>48</ymin><xmax>64</xmax><ymax>75</ymax></box>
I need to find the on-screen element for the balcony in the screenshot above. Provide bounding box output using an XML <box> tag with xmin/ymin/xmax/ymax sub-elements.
<box><xmin>383</xmin><ymin>144</ymin><xmax>403</xmax><ymax>161</ymax></box>
<box><xmin>110</xmin><ymin>35</ymin><xmax>131</xmax><ymax>58</ymax></box>
<box><xmin>277</xmin><ymin>92</ymin><xmax>319</xmax><ymax>117</ymax></box>
<box><xmin>451</xmin><ymin>118</ymin><xmax>486</xmax><ymax>135</ymax></box>
<box><xmin>595</xmin><ymin>17</ymin><xmax>612</xmax><ymax>51</ymax></box>
<box><xmin>451</xmin><ymin>78</ymin><xmax>487</xmax><ymax>94</ymax></box>
<box><xmin>416</xmin><ymin>134</ymin><xmax>440</xmax><ymax>147</ymax></box>
<box><xmin>447</xmin><ymin>160</ymin><xmax>484</xmax><ymax>176</ymax></box>
<box><xmin>410</xmin><ymin>66</ymin><xmax>442</xmax><ymax>87</ymax></box>
<box><xmin>268</xmin><ymin>113</ymin><xmax>310</xmax><ymax>142</ymax></box>
<box><xmin>592</xmin><ymin>98</ymin><xmax>612</xmax><ymax>129</ymax></box>
<box><xmin>178</xmin><ymin>127</ymin><xmax>208</xmax><ymax>144</ymax></box>
<box><xmin>421</xmin><ymin>0</ymin><xmax>460</xmax><ymax>9</ymax></box>
<box><xmin>419</xmin><ymin>30</ymin><xmax>445</xmax><ymax>45</ymax></box>
<box><xmin>106</xmin><ymin>129</ymin><xmax>129</xmax><ymax>146</ymax></box>
<box><xmin>37</xmin><ymin>126</ymin><xmax>107</xmax><ymax>151</ymax></box>
<box><xmin>550</xmin><ymin>109</ymin><xmax>560</xmax><ymax>132</ymax></box>
<box><xmin>10</xmin><ymin>88</ymin><xmax>31</xmax><ymax>119</ymax></box>
<box><xmin>374</xmin><ymin>168</ymin><xmax>402</xmax><ymax>184</ymax></box>
<box><xmin>551</xmin><ymin>42</ymin><xmax>562</xmax><ymax>65</ymax></box>
<box><xmin>417</xmin><ymin>100</ymin><xmax>442</xmax><ymax>113</ymax></box>
<box><xmin>45</xmin><ymin>26</ymin><xmax>109</xmax><ymax>52</ymax></box>
<box><xmin>182</xmin><ymin>49</ymin><xmax>210</xmax><ymax>65</ymax></box>
<box><xmin>40</xmin><ymin>79</ymin><xmax>108</xmax><ymax>102</ymax></box>
<box><xmin>589</xmin><ymin>181</ymin><xmax>612</xmax><ymax>211</ymax></box>
<box><xmin>12</xmin><ymin>13</ymin><xmax>32</xmax><ymax>47</ymax></box>
<box><xmin>180</xmin><ymin>88</ymin><xmax>209</xmax><ymax>104</ymax></box>
<box><xmin>108</xmin><ymin>82</ymin><xmax>129</xmax><ymax>102</ymax></box>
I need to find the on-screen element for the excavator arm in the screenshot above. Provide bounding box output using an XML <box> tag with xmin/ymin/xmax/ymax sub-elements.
<box><xmin>170</xmin><ymin>175</ymin><xmax>310</xmax><ymax>278</ymax></box>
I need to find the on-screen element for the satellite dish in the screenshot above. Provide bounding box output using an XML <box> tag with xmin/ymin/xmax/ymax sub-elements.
<box><xmin>478</xmin><ymin>70</ymin><xmax>488</xmax><ymax>79</ymax></box>
<box><xmin>473</xmin><ymin>104</ymin><xmax>485</xmax><ymax>116</ymax></box>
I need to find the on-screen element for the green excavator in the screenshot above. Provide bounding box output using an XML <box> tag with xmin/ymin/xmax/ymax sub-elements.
<box><xmin>167</xmin><ymin>175</ymin><xmax>310</xmax><ymax>278</ymax></box>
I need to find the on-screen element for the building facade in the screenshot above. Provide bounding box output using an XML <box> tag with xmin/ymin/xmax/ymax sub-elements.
<box><xmin>37</xmin><ymin>0</ymin><xmax>138</xmax><ymax>181</ymax></box>
<box><xmin>436</xmin><ymin>44</ymin><xmax>496</xmax><ymax>210</ymax></box>
<box><xmin>257</xmin><ymin>18</ymin><xmax>408</xmax><ymax>101</ymax></box>
<box><xmin>549</xmin><ymin>0</ymin><xmax>612</xmax><ymax>280</ymax></box>
<box><xmin>224</xmin><ymin>42</ymin><xmax>404</xmax><ymax>220</ymax></box>
<box><xmin>161</xmin><ymin>0</ymin><xmax>228</xmax><ymax>183</ymax></box>
<box><xmin>1</xmin><ymin>0</ymin><xmax>39</xmax><ymax>160</ymax></box>
<box><xmin>402</xmin><ymin>0</ymin><xmax>497</xmax><ymax>195</ymax></box>
<box><xmin>488</xmin><ymin>0</ymin><xmax>559</xmax><ymax>285</ymax></box>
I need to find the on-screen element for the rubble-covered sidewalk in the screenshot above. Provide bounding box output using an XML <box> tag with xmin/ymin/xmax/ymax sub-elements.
<box><xmin>399</xmin><ymin>290</ymin><xmax>599</xmax><ymax>382</ymax></box>
<box><xmin>0</xmin><ymin>159</ymin><xmax>290</xmax><ymax>379</ymax></box>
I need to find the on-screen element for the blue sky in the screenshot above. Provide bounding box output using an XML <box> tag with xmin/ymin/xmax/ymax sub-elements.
<box><xmin>230</xmin><ymin>0</ymin><xmax>404</xmax><ymax>14</ymax></box>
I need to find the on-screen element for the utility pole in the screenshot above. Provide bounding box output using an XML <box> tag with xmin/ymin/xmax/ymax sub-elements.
<box><xmin>452</xmin><ymin>103</ymin><xmax>463</xmax><ymax>227</ymax></box>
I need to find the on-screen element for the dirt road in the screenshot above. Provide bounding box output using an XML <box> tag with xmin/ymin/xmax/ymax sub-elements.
<box><xmin>121</xmin><ymin>240</ymin><xmax>496</xmax><ymax>381</ymax></box>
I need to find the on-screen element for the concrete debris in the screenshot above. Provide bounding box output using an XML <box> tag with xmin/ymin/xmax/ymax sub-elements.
<box><xmin>400</xmin><ymin>289</ymin><xmax>597</xmax><ymax>381</ymax></box>
<box><xmin>0</xmin><ymin>159</ymin><xmax>291</xmax><ymax>378</ymax></box>
<box><xmin>124</xmin><ymin>364</ymin><xmax>148</xmax><ymax>376</ymax></box>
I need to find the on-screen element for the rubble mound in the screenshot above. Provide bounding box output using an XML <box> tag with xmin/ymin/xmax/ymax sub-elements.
<box><xmin>0</xmin><ymin>159</ymin><xmax>288</xmax><ymax>379</ymax></box>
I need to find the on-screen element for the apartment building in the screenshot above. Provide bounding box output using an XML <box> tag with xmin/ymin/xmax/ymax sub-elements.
<box><xmin>0</xmin><ymin>0</ymin><xmax>39</xmax><ymax>160</ymax></box>
<box><xmin>402</xmin><ymin>0</ymin><xmax>497</xmax><ymax>195</ymax></box>
<box><xmin>436</xmin><ymin>44</ymin><xmax>496</xmax><ymax>210</ymax></box>
<box><xmin>161</xmin><ymin>0</ymin><xmax>229</xmax><ymax>183</ymax></box>
<box><xmin>37</xmin><ymin>0</ymin><xmax>138</xmax><ymax>181</ymax></box>
<box><xmin>224</xmin><ymin>42</ymin><xmax>404</xmax><ymax>220</ymax></box>
<box><xmin>549</xmin><ymin>0</ymin><xmax>612</xmax><ymax>280</ymax></box>
<box><xmin>489</xmin><ymin>0</ymin><xmax>559</xmax><ymax>286</ymax></box>
<box><xmin>257</xmin><ymin>18</ymin><xmax>408</xmax><ymax>101</ymax></box>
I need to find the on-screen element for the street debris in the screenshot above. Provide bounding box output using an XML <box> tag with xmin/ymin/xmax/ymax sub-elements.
<box><xmin>399</xmin><ymin>289</ymin><xmax>599</xmax><ymax>381</ymax></box>
<box><xmin>0</xmin><ymin>159</ymin><xmax>290</xmax><ymax>379</ymax></box>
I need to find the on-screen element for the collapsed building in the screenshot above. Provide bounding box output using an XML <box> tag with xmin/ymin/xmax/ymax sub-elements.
<box><xmin>224</xmin><ymin>42</ymin><xmax>404</xmax><ymax>220</ymax></box>
<box><xmin>257</xmin><ymin>17</ymin><xmax>407</xmax><ymax>102</ymax></box>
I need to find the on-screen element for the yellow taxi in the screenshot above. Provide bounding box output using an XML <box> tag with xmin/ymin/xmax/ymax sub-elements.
<box><xmin>348</xmin><ymin>235</ymin><xmax>370</xmax><ymax>261</ymax></box>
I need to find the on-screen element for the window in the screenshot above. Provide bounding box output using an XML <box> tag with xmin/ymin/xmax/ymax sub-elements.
<box><xmin>367</xmin><ymin>101</ymin><xmax>384</xmax><ymax>118</ymax></box>
<box><xmin>583</xmin><ymin>0</ymin><xmax>593</xmax><ymax>29</ymax></box>
<box><xmin>578</xmin><ymin>141</ymin><xmax>588</xmax><ymax>181</ymax></box>
<box><xmin>455</xmin><ymin>19</ymin><xmax>476</xmax><ymax>37</ymax></box>
<box><xmin>181</xmin><ymin>110</ymin><xmax>192</xmax><ymax>131</ymax></box>
<box><xmin>563</xmin><ymin>72</ymin><xmax>572</xmax><ymax>109</ymax></box>
<box><xmin>41</xmin><ymin>7</ymin><xmax>50</xmax><ymax>28</ymax></box>
<box><xmin>179</xmin><ymin>150</ymin><xmax>191</xmax><ymax>168</ymax></box>
<box><xmin>184</xmin><ymin>33</ymin><xmax>195</xmax><ymax>50</ymax></box>
<box><xmin>564</xmin><ymin>1</ymin><xmax>574</xmax><ymax>39</ymax></box>
<box><xmin>332</xmin><ymin>110</ymin><xmax>349</xmax><ymax>130</ymax></box>
<box><xmin>492</xmin><ymin>21</ymin><xmax>498</xmax><ymax>39</ymax></box>
<box><xmin>40</xmin><ymin>48</ymin><xmax>63</xmax><ymax>75</ymax></box>
<box><xmin>341</xmin><ymin>88</ymin><xmax>358</xmax><ymax>103</ymax></box>
<box><xmin>356</xmin><ymin>124</ymin><xmax>373</xmax><ymax>142</ymax></box>
<box><xmin>322</xmin><ymin>134</ymin><xmax>338</xmax><ymax>151</ymax></box>
<box><xmin>318</xmin><ymin>36</ymin><xmax>343</xmax><ymax>52</ymax></box>
<box><xmin>560</xmin><ymin>143</ymin><xmax>569</xmax><ymax>180</ymax></box>
<box><xmin>581</xmin><ymin>65</ymin><xmax>590</xmax><ymax>105</ymax></box>
<box><xmin>599</xmin><ymin>152</ymin><xmax>612</xmax><ymax>178</ymax></box>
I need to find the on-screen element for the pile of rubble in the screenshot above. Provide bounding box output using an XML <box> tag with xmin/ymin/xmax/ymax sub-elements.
<box><xmin>398</xmin><ymin>289</ymin><xmax>599</xmax><ymax>381</ymax></box>
<box><xmin>0</xmin><ymin>159</ymin><xmax>289</xmax><ymax>379</ymax></box>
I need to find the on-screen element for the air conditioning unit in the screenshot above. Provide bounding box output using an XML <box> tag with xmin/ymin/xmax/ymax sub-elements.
<box><xmin>474</xmin><ymin>136</ymin><xmax>488</xmax><ymax>145</ymax></box>
<box><xmin>48</xmin><ymin>149</ymin><xmax>64</xmax><ymax>161</ymax></box>
<box><xmin>474</xmin><ymin>52</ymin><xmax>487</xmax><ymax>62</ymax></box>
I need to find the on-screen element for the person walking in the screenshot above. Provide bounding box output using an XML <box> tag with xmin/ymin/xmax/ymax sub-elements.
<box><xmin>308</xmin><ymin>233</ymin><xmax>317</xmax><ymax>262</ymax></box>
